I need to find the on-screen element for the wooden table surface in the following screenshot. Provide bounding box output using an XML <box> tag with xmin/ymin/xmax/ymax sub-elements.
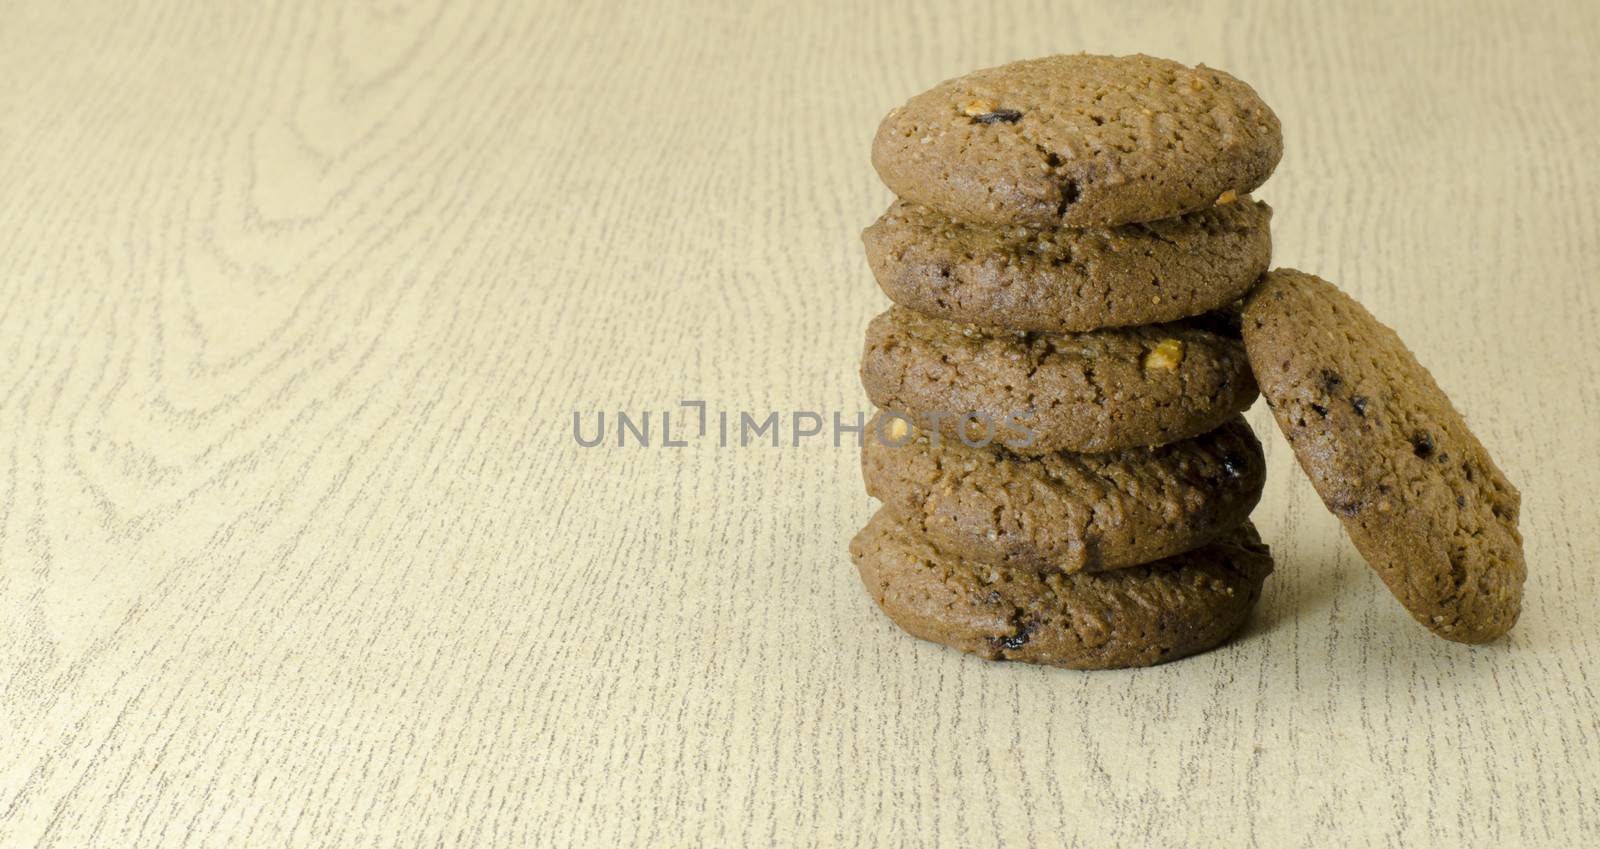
<box><xmin>3</xmin><ymin>1</ymin><xmax>1597</xmax><ymax>846</ymax></box>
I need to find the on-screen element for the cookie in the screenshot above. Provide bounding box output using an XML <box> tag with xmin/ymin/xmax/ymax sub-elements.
<box><xmin>862</xmin><ymin>198</ymin><xmax>1271</xmax><ymax>332</ymax></box>
<box><xmin>871</xmin><ymin>54</ymin><xmax>1282</xmax><ymax>228</ymax></box>
<box><xmin>1241</xmin><ymin>269</ymin><xmax>1524</xmax><ymax>643</ymax></box>
<box><xmin>861</xmin><ymin>413</ymin><xmax>1264</xmax><ymax>573</ymax></box>
<box><xmin>850</xmin><ymin>508</ymin><xmax>1273</xmax><ymax>669</ymax></box>
<box><xmin>860</xmin><ymin>306</ymin><xmax>1258</xmax><ymax>455</ymax></box>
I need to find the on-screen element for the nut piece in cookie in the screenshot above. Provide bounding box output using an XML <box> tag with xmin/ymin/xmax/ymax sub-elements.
<box><xmin>1143</xmin><ymin>339</ymin><xmax>1186</xmax><ymax>370</ymax></box>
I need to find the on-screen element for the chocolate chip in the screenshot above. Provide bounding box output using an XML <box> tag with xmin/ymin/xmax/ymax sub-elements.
<box><xmin>1456</xmin><ymin>495</ymin><xmax>1467</xmax><ymax>508</ymax></box>
<box><xmin>1056</xmin><ymin>178</ymin><xmax>1080</xmax><ymax>212</ymax></box>
<box><xmin>1221</xmin><ymin>453</ymin><xmax>1246</xmax><ymax>479</ymax></box>
<box><xmin>1411</xmin><ymin>430</ymin><xmax>1435</xmax><ymax>459</ymax></box>
<box><xmin>1351</xmin><ymin>396</ymin><xmax>1368</xmax><ymax>417</ymax></box>
<box><xmin>997</xmin><ymin>620</ymin><xmax>1037</xmax><ymax>650</ymax></box>
<box><xmin>973</xmin><ymin>108</ymin><xmax>1023</xmax><ymax>124</ymax></box>
<box><xmin>1311</xmin><ymin>403</ymin><xmax>1328</xmax><ymax>418</ymax></box>
<box><xmin>1333</xmin><ymin>500</ymin><xmax>1363</xmax><ymax>516</ymax></box>
<box><xmin>1321</xmin><ymin>370</ymin><xmax>1343</xmax><ymax>393</ymax></box>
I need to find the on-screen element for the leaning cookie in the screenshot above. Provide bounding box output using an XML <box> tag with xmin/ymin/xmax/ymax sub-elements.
<box><xmin>860</xmin><ymin>306</ymin><xmax>1257</xmax><ymax>455</ymax></box>
<box><xmin>850</xmin><ymin>508</ymin><xmax>1273</xmax><ymax>669</ymax></box>
<box><xmin>1242</xmin><ymin>269</ymin><xmax>1524</xmax><ymax>643</ymax></box>
<box><xmin>862</xmin><ymin>198</ymin><xmax>1270</xmax><ymax>333</ymax></box>
<box><xmin>861</xmin><ymin>414</ymin><xmax>1264</xmax><ymax>573</ymax></box>
<box><xmin>871</xmin><ymin>54</ymin><xmax>1282</xmax><ymax>228</ymax></box>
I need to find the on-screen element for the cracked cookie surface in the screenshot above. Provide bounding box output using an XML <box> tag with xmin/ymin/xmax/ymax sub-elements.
<box><xmin>860</xmin><ymin>306</ymin><xmax>1258</xmax><ymax>454</ymax></box>
<box><xmin>850</xmin><ymin>508</ymin><xmax>1273</xmax><ymax>669</ymax></box>
<box><xmin>861</xmin><ymin>414</ymin><xmax>1264</xmax><ymax>572</ymax></box>
<box><xmin>871</xmin><ymin>53</ymin><xmax>1282</xmax><ymax>227</ymax></box>
<box><xmin>862</xmin><ymin>198</ymin><xmax>1270</xmax><ymax>332</ymax></box>
<box><xmin>1242</xmin><ymin>269</ymin><xmax>1524</xmax><ymax>643</ymax></box>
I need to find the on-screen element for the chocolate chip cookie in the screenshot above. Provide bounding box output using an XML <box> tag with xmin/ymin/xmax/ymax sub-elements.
<box><xmin>1241</xmin><ymin>269</ymin><xmax>1524</xmax><ymax>643</ymax></box>
<box><xmin>872</xmin><ymin>54</ymin><xmax>1282</xmax><ymax>228</ymax></box>
<box><xmin>860</xmin><ymin>306</ymin><xmax>1258</xmax><ymax>455</ymax></box>
<box><xmin>861</xmin><ymin>413</ymin><xmax>1264</xmax><ymax>573</ymax></box>
<box><xmin>850</xmin><ymin>508</ymin><xmax>1273</xmax><ymax>669</ymax></box>
<box><xmin>862</xmin><ymin>198</ymin><xmax>1271</xmax><ymax>332</ymax></box>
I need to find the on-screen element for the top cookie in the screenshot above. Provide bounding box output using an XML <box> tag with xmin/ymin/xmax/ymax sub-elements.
<box><xmin>1241</xmin><ymin>269</ymin><xmax>1525</xmax><ymax>643</ymax></box>
<box><xmin>872</xmin><ymin>54</ymin><xmax>1282</xmax><ymax>228</ymax></box>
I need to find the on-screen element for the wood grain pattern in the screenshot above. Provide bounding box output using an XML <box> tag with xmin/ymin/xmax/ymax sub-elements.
<box><xmin>2</xmin><ymin>0</ymin><xmax>1597</xmax><ymax>846</ymax></box>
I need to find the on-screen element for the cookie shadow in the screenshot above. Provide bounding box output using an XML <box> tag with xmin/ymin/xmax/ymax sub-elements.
<box><xmin>1234</xmin><ymin>552</ymin><xmax>1349</xmax><ymax>640</ymax></box>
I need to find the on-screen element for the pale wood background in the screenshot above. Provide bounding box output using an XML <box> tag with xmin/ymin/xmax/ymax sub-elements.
<box><xmin>2</xmin><ymin>0</ymin><xmax>1597</xmax><ymax>846</ymax></box>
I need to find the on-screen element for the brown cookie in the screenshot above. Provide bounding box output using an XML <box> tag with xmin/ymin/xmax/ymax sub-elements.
<box><xmin>860</xmin><ymin>306</ymin><xmax>1258</xmax><ymax>455</ymax></box>
<box><xmin>871</xmin><ymin>54</ymin><xmax>1282</xmax><ymax>227</ymax></box>
<box><xmin>861</xmin><ymin>414</ymin><xmax>1264</xmax><ymax>573</ymax></box>
<box><xmin>850</xmin><ymin>508</ymin><xmax>1273</xmax><ymax>669</ymax></box>
<box><xmin>1241</xmin><ymin>269</ymin><xmax>1525</xmax><ymax>643</ymax></box>
<box><xmin>862</xmin><ymin>198</ymin><xmax>1271</xmax><ymax>332</ymax></box>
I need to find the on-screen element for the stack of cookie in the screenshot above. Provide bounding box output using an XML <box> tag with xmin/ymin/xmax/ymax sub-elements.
<box><xmin>850</xmin><ymin>54</ymin><xmax>1286</xmax><ymax>669</ymax></box>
